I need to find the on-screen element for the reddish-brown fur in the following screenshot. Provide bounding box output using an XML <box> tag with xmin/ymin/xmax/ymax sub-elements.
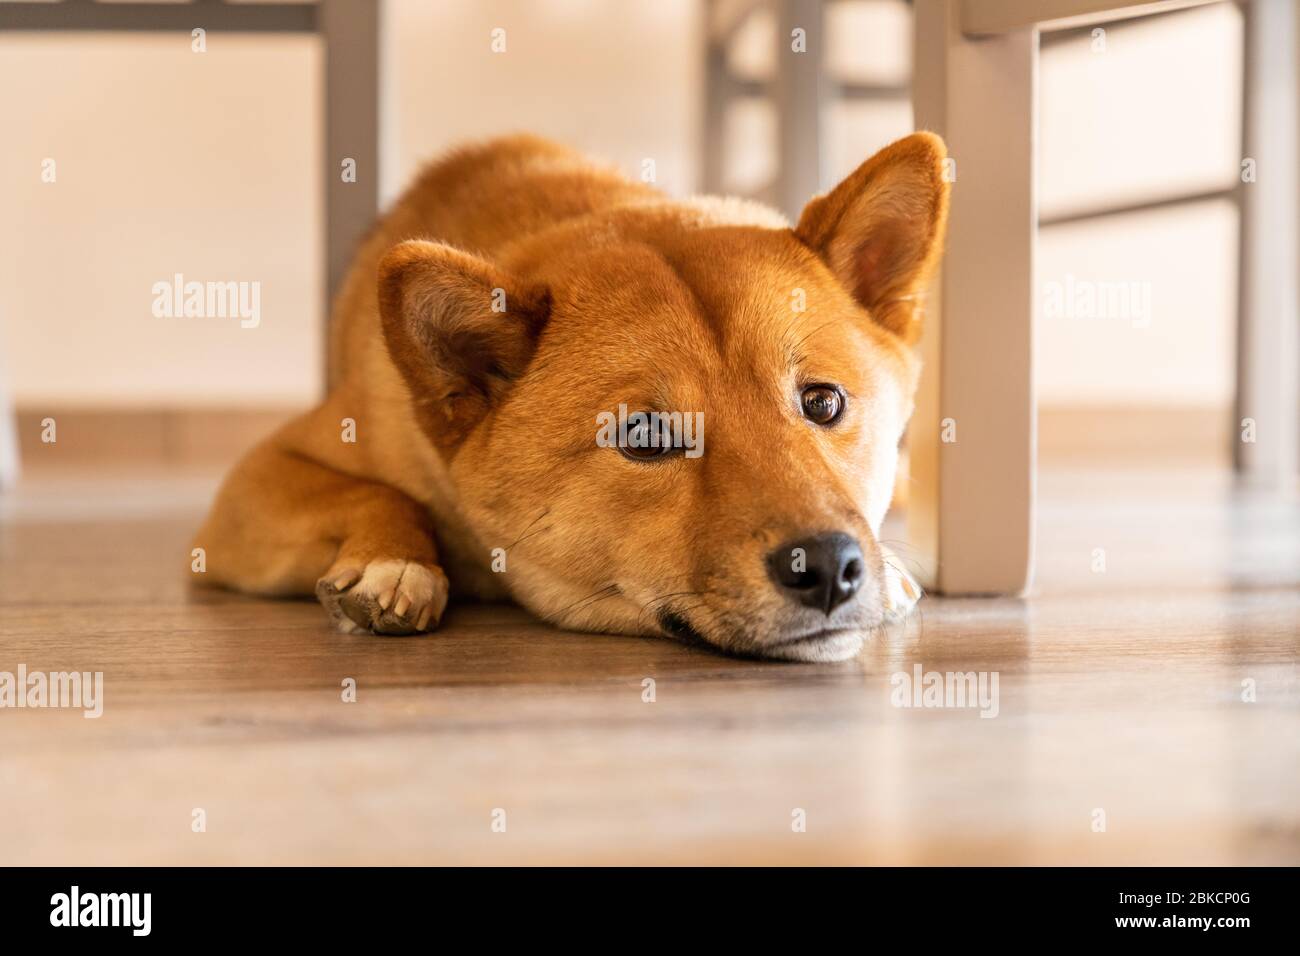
<box><xmin>194</xmin><ymin>133</ymin><xmax>949</xmax><ymax>661</ymax></box>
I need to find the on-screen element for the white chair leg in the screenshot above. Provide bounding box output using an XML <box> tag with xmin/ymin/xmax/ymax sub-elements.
<box><xmin>0</xmin><ymin>363</ymin><xmax>19</xmax><ymax>489</ymax></box>
<box><xmin>1236</xmin><ymin>0</ymin><xmax>1300</xmax><ymax>488</ymax></box>
<box><xmin>907</xmin><ymin>0</ymin><xmax>1037</xmax><ymax>594</ymax></box>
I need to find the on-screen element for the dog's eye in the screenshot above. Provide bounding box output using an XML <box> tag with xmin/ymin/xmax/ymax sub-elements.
<box><xmin>621</xmin><ymin>441</ymin><xmax>673</xmax><ymax>461</ymax></box>
<box><xmin>801</xmin><ymin>384</ymin><xmax>845</xmax><ymax>425</ymax></box>
<box><xmin>619</xmin><ymin>419</ymin><xmax>677</xmax><ymax>462</ymax></box>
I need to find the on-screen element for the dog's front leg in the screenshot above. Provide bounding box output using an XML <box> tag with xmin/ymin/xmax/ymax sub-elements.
<box><xmin>194</xmin><ymin>437</ymin><xmax>449</xmax><ymax>636</ymax></box>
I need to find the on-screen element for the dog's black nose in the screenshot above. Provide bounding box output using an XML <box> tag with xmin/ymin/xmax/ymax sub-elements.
<box><xmin>766</xmin><ymin>532</ymin><xmax>865</xmax><ymax>615</ymax></box>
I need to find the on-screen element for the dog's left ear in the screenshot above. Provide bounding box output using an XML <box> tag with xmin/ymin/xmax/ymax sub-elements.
<box><xmin>795</xmin><ymin>132</ymin><xmax>950</xmax><ymax>342</ymax></box>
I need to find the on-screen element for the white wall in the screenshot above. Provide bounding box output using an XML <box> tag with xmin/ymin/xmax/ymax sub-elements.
<box><xmin>0</xmin><ymin>32</ymin><xmax>323</xmax><ymax>408</ymax></box>
<box><xmin>1036</xmin><ymin>3</ymin><xmax>1243</xmax><ymax>408</ymax></box>
<box><xmin>382</xmin><ymin>0</ymin><xmax>702</xmax><ymax>206</ymax></box>
<box><xmin>1036</xmin><ymin>200</ymin><xmax>1239</xmax><ymax>406</ymax></box>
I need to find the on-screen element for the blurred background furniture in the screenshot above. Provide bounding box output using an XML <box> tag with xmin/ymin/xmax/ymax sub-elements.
<box><xmin>0</xmin><ymin>361</ymin><xmax>16</xmax><ymax>489</ymax></box>
<box><xmin>2</xmin><ymin>0</ymin><xmax>1296</xmax><ymax>591</ymax></box>
<box><xmin>0</xmin><ymin>0</ymin><xmax>379</xmax><ymax>476</ymax></box>
<box><xmin>704</xmin><ymin>0</ymin><xmax>1298</xmax><ymax>593</ymax></box>
<box><xmin>0</xmin><ymin>0</ymin><xmax>379</xmax><ymax>306</ymax></box>
<box><xmin>0</xmin><ymin>0</ymin><xmax>379</xmax><ymax>494</ymax></box>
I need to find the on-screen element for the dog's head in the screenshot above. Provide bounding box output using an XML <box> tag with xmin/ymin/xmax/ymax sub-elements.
<box><xmin>378</xmin><ymin>133</ymin><xmax>949</xmax><ymax>661</ymax></box>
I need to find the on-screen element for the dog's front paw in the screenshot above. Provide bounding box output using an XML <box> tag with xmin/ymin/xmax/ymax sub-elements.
<box><xmin>315</xmin><ymin>559</ymin><xmax>449</xmax><ymax>636</ymax></box>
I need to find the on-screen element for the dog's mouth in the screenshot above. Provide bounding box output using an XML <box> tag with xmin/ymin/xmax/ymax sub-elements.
<box><xmin>657</xmin><ymin>610</ymin><xmax>710</xmax><ymax>648</ymax></box>
<box><xmin>656</xmin><ymin>607</ymin><xmax>867</xmax><ymax>661</ymax></box>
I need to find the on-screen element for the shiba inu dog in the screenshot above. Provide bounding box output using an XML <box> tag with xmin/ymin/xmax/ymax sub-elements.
<box><xmin>194</xmin><ymin>133</ymin><xmax>949</xmax><ymax>661</ymax></box>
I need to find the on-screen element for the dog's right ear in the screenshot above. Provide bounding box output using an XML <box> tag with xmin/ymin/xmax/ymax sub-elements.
<box><xmin>795</xmin><ymin>132</ymin><xmax>949</xmax><ymax>344</ymax></box>
<box><xmin>377</xmin><ymin>240</ymin><xmax>550</xmax><ymax>452</ymax></box>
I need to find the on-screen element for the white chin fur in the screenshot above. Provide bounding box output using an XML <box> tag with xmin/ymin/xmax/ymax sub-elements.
<box><xmin>757</xmin><ymin>630</ymin><xmax>867</xmax><ymax>663</ymax></box>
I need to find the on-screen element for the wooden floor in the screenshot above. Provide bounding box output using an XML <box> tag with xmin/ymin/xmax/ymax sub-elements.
<box><xmin>1</xmin><ymin>464</ymin><xmax>1296</xmax><ymax>865</ymax></box>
